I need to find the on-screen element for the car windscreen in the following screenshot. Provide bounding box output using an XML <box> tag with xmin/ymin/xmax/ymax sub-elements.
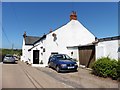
<box><xmin>56</xmin><ymin>54</ymin><xmax>71</xmax><ymax>60</ymax></box>
<box><xmin>5</xmin><ymin>55</ymin><xmax>14</xmax><ymax>59</ymax></box>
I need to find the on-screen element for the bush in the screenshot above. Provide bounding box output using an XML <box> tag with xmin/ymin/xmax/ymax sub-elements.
<box><xmin>109</xmin><ymin>60</ymin><xmax>118</xmax><ymax>79</ymax></box>
<box><xmin>92</xmin><ymin>57</ymin><xmax>118</xmax><ymax>79</ymax></box>
<box><xmin>117</xmin><ymin>60</ymin><xmax>120</xmax><ymax>79</ymax></box>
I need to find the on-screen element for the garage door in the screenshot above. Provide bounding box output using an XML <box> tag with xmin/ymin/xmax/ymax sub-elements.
<box><xmin>79</xmin><ymin>45</ymin><xmax>95</xmax><ymax>68</ymax></box>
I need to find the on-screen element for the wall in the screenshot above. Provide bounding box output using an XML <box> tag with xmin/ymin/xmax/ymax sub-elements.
<box><xmin>43</xmin><ymin>20</ymin><xmax>95</xmax><ymax>66</ymax></box>
<box><xmin>96</xmin><ymin>40</ymin><xmax>119</xmax><ymax>60</ymax></box>
<box><xmin>30</xmin><ymin>40</ymin><xmax>46</xmax><ymax>67</ymax></box>
<box><xmin>29</xmin><ymin>20</ymin><xmax>95</xmax><ymax>67</ymax></box>
<box><xmin>67</xmin><ymin>47</ymin><xmax>79</xmax><ymax>65</ymax></box>
<box><xmin>22</xmin><ymin>45</ymin><xmax>32</xmax><ymax>62</ymax></box>
<box><xmin>21</xmin><ymin>38</ymin><xmax>32</xmax><ymax>62</ymax></box>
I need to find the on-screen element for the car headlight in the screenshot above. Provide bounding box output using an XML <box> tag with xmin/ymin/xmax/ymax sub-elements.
<box><xmin>61</xmin><ymin>64</ymin><xmax>67</xmax><ymax>67</ymax></box>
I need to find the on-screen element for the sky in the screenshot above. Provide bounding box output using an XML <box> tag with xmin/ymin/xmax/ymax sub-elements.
<box><xmin>2</xmin><ymin>2</ymin><xmax>118</xmax><ymax>49</ymax></box>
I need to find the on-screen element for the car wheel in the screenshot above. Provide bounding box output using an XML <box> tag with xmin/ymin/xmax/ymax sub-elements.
<box><xmin>56</xmin><ymin>66</ymin><xmax>60</xmax><ymax>73</ymax></box>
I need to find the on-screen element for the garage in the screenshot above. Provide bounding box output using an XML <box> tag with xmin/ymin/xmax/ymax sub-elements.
<box><xmin>79</xmin><ymin>45</ymin><xmax>95</xmax><ymax>68</ymax></box>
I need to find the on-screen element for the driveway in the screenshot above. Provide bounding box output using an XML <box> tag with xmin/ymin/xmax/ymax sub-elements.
<box><xmin>35</xmin><ymin>66</ymin><xmax>119</xmax><ymax>88</ymax></box>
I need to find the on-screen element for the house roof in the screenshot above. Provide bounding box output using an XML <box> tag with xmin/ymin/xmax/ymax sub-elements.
<box><xmin>25</xmin><ymin>36</ymin><xmax>40</xmax><ymax>45</ymax></box>
<box><xmin>98</xmin><ymin>35</ymin><xmax>120</xmax><ymax>42</ymax></box>
<box><xmin>33</xmin><ymin>35</ymin><xmax>46</xmax><ymax>45</ymax></box>
<box><xmin>28</xmin><ymin>44</ymin><xmax>40</xmax><ymax>51</ymax></box>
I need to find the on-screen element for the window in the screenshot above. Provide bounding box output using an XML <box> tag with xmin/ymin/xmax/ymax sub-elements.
<box><xmin>43</xmin><ymin>48</ymin><xmax>45</xmax><ymax>52</ymax></box>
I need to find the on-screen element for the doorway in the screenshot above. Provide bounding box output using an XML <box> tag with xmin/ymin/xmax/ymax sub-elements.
<box><xmin>33</xmin><ymin>50</ymin><xmax>39</xmax><ymax>64</ymax></box>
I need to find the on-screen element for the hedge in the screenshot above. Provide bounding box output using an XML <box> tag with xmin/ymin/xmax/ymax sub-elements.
<box><xmin>92</xmin><ymin>57</ymin><xmax>119</xmax><ymax>80</ymax></box>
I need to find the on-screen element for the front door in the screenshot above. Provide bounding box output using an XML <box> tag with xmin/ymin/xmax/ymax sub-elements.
<box><xmin>33</xmin><ymin>50</ymin><xmax>39</xmax><ymax>64</ymax></box>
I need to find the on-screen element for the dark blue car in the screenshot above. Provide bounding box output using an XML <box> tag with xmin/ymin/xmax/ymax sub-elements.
<box><xmin>48</xmin><ymin>54</ymin><xmax>78</xmax><ymax>72</ymax></box>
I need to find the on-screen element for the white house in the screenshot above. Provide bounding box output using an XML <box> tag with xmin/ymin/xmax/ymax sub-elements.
<box><xmin>21</xmin><ymin>11</ymin><xmax>120</xmax><ymax>68</ymax></box>
<box><xmin>21</xmin><ymin>32</ymin><xmax>40</xmax><ymax>63</ymax></box>
<box><xmin>27</xmin><ymin>11</ymin><xmax>96</xmax><ymax>67</ymax></box>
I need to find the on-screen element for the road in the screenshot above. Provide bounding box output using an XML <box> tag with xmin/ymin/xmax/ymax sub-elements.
<box><xmin>2</xmin><ymin>61</ymin><xmax>78</xmax><ymax>88</ymax></box>
<box><xmin>2</xmin><ymin>61</ymin><xmax>119</xmax><ymax>89</ymax></box>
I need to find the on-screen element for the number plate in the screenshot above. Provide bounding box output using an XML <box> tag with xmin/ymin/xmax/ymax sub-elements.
<box><xmin>68</xmin><ymin>66</ymin><xmax>74</xmax><ymax>69</ymax></box>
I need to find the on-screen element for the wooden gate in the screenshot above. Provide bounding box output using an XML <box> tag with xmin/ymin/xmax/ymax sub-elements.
<box><xmin>79</xmin><ymin>45</ymin><xmax>95</xmax><ymax>68</ymax></box>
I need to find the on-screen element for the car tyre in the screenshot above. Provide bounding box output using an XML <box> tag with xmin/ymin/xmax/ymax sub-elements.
<box><xmin>56</xmin><ymin>66</ymin><xmax>60</xmax><ymax>73</ymax></box>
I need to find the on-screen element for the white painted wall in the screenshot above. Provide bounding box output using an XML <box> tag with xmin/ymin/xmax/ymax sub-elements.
<box><xmin>28</xmin><ymin>20</ymin><xmax>95</xmax><ymax>67</ymax></box>
<box><xmin>42</xmin><ymin>20</ymin><xmax>95</xmax><ymax>66</ymax></box>
<box><xmin>21</xmin><ymin>38</ymin><xmax>32</xmax><ymax>62</ymax></box>
<box><xmin>96</xmin><ymin>40</ymin><xmax>119</xmax><ymax>60</ymax></box>
<box><xmin>30</xmin><ymin>40</ymin><xmax>46</xmax><ymax>67</ymax></box>
<box><xmin>67</xmin><ymin>47</ymin><xmax>79</xmax><ymax>65</ymax></box>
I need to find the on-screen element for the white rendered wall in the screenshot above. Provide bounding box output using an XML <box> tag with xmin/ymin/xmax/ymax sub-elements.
<box><xmin>21</xmin><ymin>38</ymin><xmax>32</xmax><ymax>62</ymax></box>
<box><xmin>96</xmin><ymin>40</ymin><xmax>119</xmax><ymax>60</ymax></box>
<box><xmin>43</xmin><ymin>20</ymin><xmax>95</xmax><ymax>66</ymax></box>
<box><xmin>67</xmin><ymin>47</ymin><xmax>79</xmax><ymax>65</ymax></box>
<box><xmin>30</xmin><ymin>40</ymin><xmax>46</xmax><ymax>67</ymax></box>
<box><xmin>22</xmin><ymin>45</ymin><xmax>32</xmax><ymax>62</ymax></box>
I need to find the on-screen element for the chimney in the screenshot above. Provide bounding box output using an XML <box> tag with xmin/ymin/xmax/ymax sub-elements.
<box><xmin>70</xmin><ymin>11</ymin><xmax>77</xmax><ymax>20</ymax></box>
<box><xmin>23</xmin><ymin>32</ymin><xmax>26</xmax><ymax>38</ymax></box>
<box><xmin>49</xmin><ymin>29</ymin><xmax>53</xmax><ymax>33</ymax></box>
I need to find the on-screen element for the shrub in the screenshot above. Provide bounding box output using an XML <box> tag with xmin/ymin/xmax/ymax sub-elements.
<box><xmin>92</xmin><ymin>57</ymin><xmax>118</xmax><ymax>79</ymax></box>
<box><xmin>117</xmin><ymin>60</ymin><xmax>120</xmax><ymax>79</ymax></box>
<box><xmin>109</xmin><ymin>60</ymin><xmax>118</xmax><ymax>79</ymax></box>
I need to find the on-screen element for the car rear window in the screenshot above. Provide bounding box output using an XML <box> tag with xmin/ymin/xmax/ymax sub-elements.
<box><xmin>5</xmin><ymin>55</ymin><xmax>13</xmax><ymax>57</ymax></box>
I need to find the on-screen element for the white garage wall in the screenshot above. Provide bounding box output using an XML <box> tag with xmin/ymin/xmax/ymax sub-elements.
<box><xmin>96</xmin><ymin>40</ymin><xmax>119</xmax><ymax>60</ymax></box>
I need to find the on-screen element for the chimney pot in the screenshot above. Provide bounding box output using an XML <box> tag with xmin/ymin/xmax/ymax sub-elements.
<box><xmin>23</xmin><ymin>32</ymin><xmax>26</xmax><ymax>38</ymax></box>
<box><xmin>49</xmin><ymin>29</ymin><xmax>53</xmax><ymax>33</ymax></box>
<box><xmin>70</xmin><ymin>11</ymin><xmax>77</xmax><ymax>20</ymax></box>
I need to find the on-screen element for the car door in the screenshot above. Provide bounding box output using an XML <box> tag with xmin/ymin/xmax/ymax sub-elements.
<box><xmin>50</xmin><ymin>57</ymin><xmax>56</xmax><ymax>68</ymax></box>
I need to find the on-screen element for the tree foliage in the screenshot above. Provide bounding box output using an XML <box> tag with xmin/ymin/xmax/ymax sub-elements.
<box><xmin>0</xmin><ymin>48</ymin><xmax>22</xmax><ymax>62</ymax></box>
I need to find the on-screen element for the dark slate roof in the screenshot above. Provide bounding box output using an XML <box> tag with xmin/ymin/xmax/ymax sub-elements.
<box><xmin>98</xmin><ymin>36</ymin><xmax>120</xmax><ymax>42</ymax></box>
<box><xmin>25</xmin><ymin>36</ymin><xmax>40</xmax><ymax>45</ymax></box>
<box><xmin>33</xmin><ymin>35</ymin><xmax>46</xmax><ymax>44</ymax></box>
